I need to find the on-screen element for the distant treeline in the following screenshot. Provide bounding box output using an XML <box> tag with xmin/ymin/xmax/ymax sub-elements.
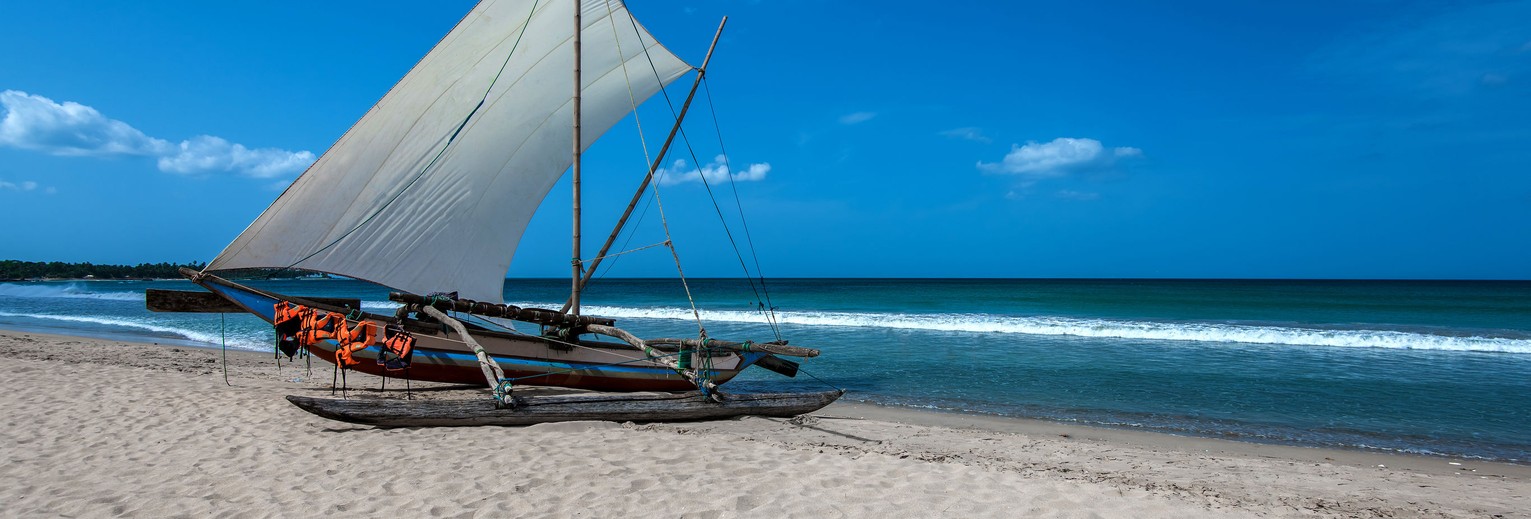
<box><xmin>0</xmin><ymin>260</ymin><xmax>207</xmax><ymax>280</ymax></box>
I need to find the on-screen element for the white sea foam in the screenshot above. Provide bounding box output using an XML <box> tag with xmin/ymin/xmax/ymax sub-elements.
<box><xmin>0</xmin><ymin>283</ymin><xmax>144</xmax><ymax>301</ymax></box>
<box><xmin>511</xmin><ymin>302</ymin><xmax>1531</xmax><ymax>354</ymax></box>
<box><xmin>0</xmin><ymin>311</ymin><xmax>268</xmax><ymax>351</ymax></box>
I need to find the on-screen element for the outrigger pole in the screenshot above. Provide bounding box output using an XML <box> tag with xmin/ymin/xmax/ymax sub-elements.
<box><xmin>561</xmin><ymin>16</ymin><xmax>730</xmax><ymax>314</ymax></box>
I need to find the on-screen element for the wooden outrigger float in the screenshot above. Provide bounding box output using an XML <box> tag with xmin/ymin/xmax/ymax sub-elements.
<box><xmin>287</xmin><ymin>390</ymin><xmax>843</xmax><ymax>428</ymax></box>
<box><xmin>155</xmin><ymin>0</ymin><xmax>841</xmax><ymax>426</ymax></box>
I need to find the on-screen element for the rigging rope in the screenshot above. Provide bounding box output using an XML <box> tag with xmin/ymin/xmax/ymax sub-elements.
<box><xmin>562</xmin><ymin>5</ymin><xmax>683</xmax><ymax>284</ymax></box>
<box><xmin>650</xmin><ymin>180</ymin><xmax>707</xmax><ymax>337</ymax></box>
<box><xmin>626</xmin><ymin>13</ymin><xmax>781</xmax><ymax>339</ymax></box>
<box><xmin>660</xmin><ymin>90</ymin><xmax>778</xmax><ymax>340</ymax></box>
<box><xmin>605</xmin><ymin>1</ymin><xmax>656</xmax><ymax>173</ymax></box>
<box><xmin>796</xmin><ymin>365</ymin><xmax>845</xmax><ymax>393</ymax></box>
<box><xmin>584</xmin><ymin>240</ymin><xmax>669</xmax><ymax>263</ymax></box>
<box><xmin>581</xmin><ymin>0</ymin><xmax>663</xmax><ymax>283</ymax></box>
<box><xmin>592</xmin><ymin>191</ymin><xmax>656</xmax><ymax>279</ymax></box>
<box><xmin>701</xmin><ymin>76</ymin><xmax>781</xmax><ymax>338</ymax></box>
<box><xmin>615</xmin><ymin>10</ymin><xmax>707</xmax><ymax>337</ymax></box>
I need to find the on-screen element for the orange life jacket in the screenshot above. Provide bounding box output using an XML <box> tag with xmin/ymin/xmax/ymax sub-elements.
<box><xmin>274</xmin><ymin>301</ymin><xmax>309</xmax><ymax>332</ymax></box>
<box><xmin>379</xmin><ymin>325</ymin><xmax>415</xmax><ymax>370</ymax></box>
<box><xmin>333</xmin><ymin>320</ymin><xmax>377</xmax><ymax>368</ymax></box>
<box><xmin>299</xmin><ymin>311</ymin><xmax>342</xmax><ymax>346</ymax></box>
<box><xmin>273</xmin><ymin>302</ymin><xmax>313</xmax><ymax>358</ymax></box>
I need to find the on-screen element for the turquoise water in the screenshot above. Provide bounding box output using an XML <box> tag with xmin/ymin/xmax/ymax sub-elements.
<box><xmin>2</xmin><ymin>278</ymin><xmax>1529</xmax><ymax>461</ymax></box>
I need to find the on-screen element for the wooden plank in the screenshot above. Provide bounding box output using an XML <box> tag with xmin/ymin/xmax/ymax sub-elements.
<box><xmin>145</xmin><ymin>289</ymin><xmax>242</xmax><ymax>313</ymax></box>
<box><xmin>285</xmin><ymin>389</ymin><xmax>844</xmax><ymax>427</ymax></box>
<box><xmin>146</xmin><ymin>289</ymin><xmax>362</xmax><ymax>313</ymax></box>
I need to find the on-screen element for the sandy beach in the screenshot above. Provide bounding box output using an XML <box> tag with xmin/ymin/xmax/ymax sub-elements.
<box><xmin>1</xmin><ymin>329</ymin><xmax>1526</xmax><ymax>518</ymax></box>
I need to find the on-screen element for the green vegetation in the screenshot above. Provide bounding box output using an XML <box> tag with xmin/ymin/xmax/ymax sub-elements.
<box><xmin>0</xmin><ymin>260</ymin><xmax>207</xmax><ymax>280</ymax></box>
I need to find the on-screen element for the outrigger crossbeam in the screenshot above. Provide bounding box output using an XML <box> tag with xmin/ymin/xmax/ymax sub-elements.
<box><xmin>389</xmin><ymin>292</ymin><xmax>613</xmax><ymax>328</ymax></box>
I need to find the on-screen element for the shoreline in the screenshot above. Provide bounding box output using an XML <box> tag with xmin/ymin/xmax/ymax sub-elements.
<box><xmin>834</xmin><ymin>401</ymin><xmax>1531</xmax><ymax>477</ymax></box>
<box><xmin>3</xmin><ymin>328</ymin><xmax>1528</xmax><ymax>517</ymax></box>
<box><xmin>5</xmin><ymin>322</ymin><xmax>1529</xmax><ymax>471</ymax></box>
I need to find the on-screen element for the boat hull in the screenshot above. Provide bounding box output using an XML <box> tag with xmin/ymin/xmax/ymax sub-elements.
<box><xmin>191</xmin><ymin>274</ymin><xmax>766</xmax><ymax>392</ymax></box>
<box><xmin>286</xmin><ymin>390</ymin><xmax>845</xmax><ymax>427</ymax></box>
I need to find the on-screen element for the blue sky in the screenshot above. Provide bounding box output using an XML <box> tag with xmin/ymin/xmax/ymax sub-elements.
<box><xmin>1</xmin><ymin>1</ymin><xmax>1528</xmax><ymax>279</ymax></box>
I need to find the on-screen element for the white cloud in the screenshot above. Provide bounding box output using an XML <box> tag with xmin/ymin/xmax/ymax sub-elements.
<box><xmin>940</xmin><ymin>127</ymin><xmax>992</xmax><ymax>143</ymax></box>
<box><xmin>0</xmin><ymin>90</ymin><xmax>170</xmax><ymax>157</ymax></box>
<box><xmin>158</xmin><ymin>135</ymin><xmax>315</xmax><ymax>178</ymax></box>
<box><xmin>656</xmin><ymin>154</ymin><xmax>769</xmax><ymax>186</ymax></box>
<box><xmin>977</xmin><ymin>137</ymin><xmax>1141</xmax><ymax>182</ymax></box>
<box><xmin>839</xmin><ymin>112</ymin><xmax>876</xmax><ymax>125</ymax></box>
<box><xmin>0</xmin><ymin>179</ymin><xmax>52</xmax><ymax>194</ymax></box>
<box><xmin>0</xmin><ymin>90</ymin><xmax>313</xmax><ymax>178</ymax></box>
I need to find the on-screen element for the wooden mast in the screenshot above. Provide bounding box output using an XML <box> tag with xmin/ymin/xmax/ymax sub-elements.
<box><xmin>570</xmin><ymin>0</ymin><xmax>583</xmax><ymax>316</ymax></box>
<box><xmin>560</xmin><ymin>17</ymin><xmax>730</xmax><ymax>314</ymax></box>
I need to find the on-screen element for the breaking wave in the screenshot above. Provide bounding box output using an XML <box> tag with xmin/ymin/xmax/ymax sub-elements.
<box><xmin>0</xmin><ymin>283</ymin><xmax>144</xmax><ymax>301</ymax></box>
<box><xmin>0</xmin><ymin>311</ymin><xmax>268</xmax><ymax>351</ymax></box>
<box><xmin>514</xmin><ymin>303</ymin><xmax>1531</xmax><ymax>354</ymax></box>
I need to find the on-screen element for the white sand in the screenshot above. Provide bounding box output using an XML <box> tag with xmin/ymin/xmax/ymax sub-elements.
<box><xmin>1</xmin><ymin>330</ymin><xmax>1526</xmax><ymax>518</ymax></box>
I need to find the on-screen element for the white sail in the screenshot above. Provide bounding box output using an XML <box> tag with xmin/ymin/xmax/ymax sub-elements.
<box><xmin>206</xmin><ymin>0</ymin><xmax>691</xmax><ymax>303</ymax></box>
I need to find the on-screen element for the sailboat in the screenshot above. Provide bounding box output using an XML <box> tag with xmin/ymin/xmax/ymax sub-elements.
<box><xmin>151</xmin><ymin>0</ymin><xmax>841</xmax><ymax>426</ymax></box>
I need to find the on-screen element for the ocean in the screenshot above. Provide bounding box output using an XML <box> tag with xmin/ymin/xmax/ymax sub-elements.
<box><xmin>2</xmin><ymin>277</ymin><xmax>1528</xmax><ymax>462</ymax></box>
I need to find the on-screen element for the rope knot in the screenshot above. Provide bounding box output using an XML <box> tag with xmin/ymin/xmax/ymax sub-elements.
<box><xmin>494</xmin><ymin>379</ymin><xmax>514</xmax><ymax>402</ymax></box>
